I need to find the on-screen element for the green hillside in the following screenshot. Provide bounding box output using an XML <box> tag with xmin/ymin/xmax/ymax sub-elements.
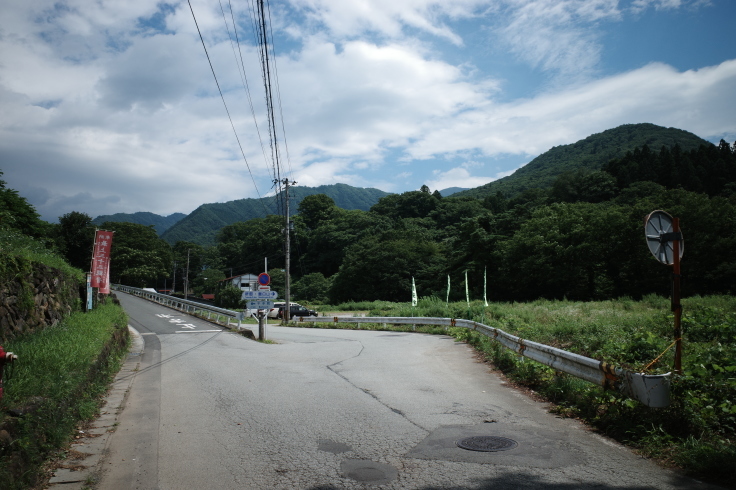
<box><xmin>92</xmin><ymin>211</ymin><xmax>186</xmax><ymax>235</ymax></box>
<box><xmin>457</xmin><ymin>123</ymin><xmax>711</xmax><ymax>199</ymax></box>
<box><xmin>160</xmin><ymin>183</ymin><xmax>389</xmax><ymax>245</ymax></box>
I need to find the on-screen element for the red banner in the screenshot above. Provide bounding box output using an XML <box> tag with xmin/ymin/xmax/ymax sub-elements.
<box><xmin>91</xmin><ymin>230</ymin><xmax>114</xmax><ymax>294</ymax></box>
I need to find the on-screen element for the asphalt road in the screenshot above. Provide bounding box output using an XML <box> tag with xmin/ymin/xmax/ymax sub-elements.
<box><xmin>96</xmin><ymin>292</ymin><xmax>719</xmax><ymax>489</ymax></box>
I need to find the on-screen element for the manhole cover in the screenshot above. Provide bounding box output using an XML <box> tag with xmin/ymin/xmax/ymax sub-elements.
<box><xmin>456</xmin><ymin>436</ymin><xmax>518</xmax><ymax>452</ymax></box>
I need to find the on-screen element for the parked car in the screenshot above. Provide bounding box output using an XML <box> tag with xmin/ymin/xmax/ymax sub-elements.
<box><xmin>277</xmin><ymin>303</ymin><xmax>318</xmax><ymax>319</ymax></box>
<box><xmin>267</xmin><ymin>302</ymin><xmax>286</xmax><ymax>318</ymax></box>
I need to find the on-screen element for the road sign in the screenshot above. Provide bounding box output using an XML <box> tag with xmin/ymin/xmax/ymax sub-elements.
<box><xmin>258</xmin><ymin>272</ymin><xmax>270</xmax><ymax>286</ymax></box>
<box><xmin>242</xmin><ymin>290</ymin><xmax>278</xmax><ymax>299</ymax></box>
<box><xmin>644</xmin><ymin>210</ymin><xmax>684</xmax><ymax>265</ymax></box>
<box><xmin>247</xmin><ymin>300</ymin><xmax>274</xmax><ymax>310</ymax></box>
<box><xmin>258</xmin><ymin>286</ymin><xmax>271</xmax><ymax>290</ymax></box>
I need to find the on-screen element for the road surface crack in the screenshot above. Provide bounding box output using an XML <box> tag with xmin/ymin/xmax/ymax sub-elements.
<box><xmin>327</xmin><ymin>343</ymin><xmax>428</xmax><ymax>433</ymax></box>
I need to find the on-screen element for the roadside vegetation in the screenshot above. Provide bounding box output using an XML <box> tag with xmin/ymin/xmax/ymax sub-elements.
<box><xmin>0</xmin><ymin>300</ymin><xmax>129</xmax><ymax>489</ymax></box>
<box><xmin>293</xmin><ymin>295</ymin><xmax>736</xmax><ymax>487</ymax></box>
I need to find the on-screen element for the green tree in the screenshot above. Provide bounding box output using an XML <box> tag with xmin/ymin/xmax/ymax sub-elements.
<box><xmin>171</xmin><ymin>241</ymin><xmax>205</xmax><ymax>294</ymax></box>
<box><xmin>495</xmin><ymin>202</ymin><xmax>634</xmax><ymax>300</ymax></box>
<box><xmin>55</xmin><ymin>211</ymin><xmax>95</xmax><ymax>270</ymax></box>
<box><xmin>297</xmin><ymin>194</ymin><xmax>337</xmax><ymax>230</ymax></box>
<box><xmin>216</xmin><ymin>215</ymin><xmax>287</xmax><ymax>273</ymax></box>
<box><xmin>329</xmin><ymin>237</ymin><xmax>447</xmax><ymax>302</ymax></box>
<box><xmin>299</xmin><ymin>209</ymin><xmax>393</xmax><ymax>277</ymax></box>
<box><xmin>370</xmin><ymin>190</ymin><xmax>439</xmax><ymax>220</ymax></box>
<box><xmin>215</xmin><ymin>284</ymin><xmax>245</xmax><ymax>309</ymax></box>
<box><xmin>549</xmin><ymin>170</ymin><xmax>617</xmax><ymax>204</ymax></box>
<box><xmin>0</xmin><ymin>171</ymin><xmax>49</xmax><ymax>238</ymax></box>
<box><xmin>267</xmin><ymin>268</ymin><xmax>286</xmax><ymax>295</ymax></box>
<box><xmin>292</xmin><ymin>272</ymin><xmax>331</xmax><ymax>303</ymax></box>
<box><xmin>100</xmin><ymin>221</ymin><xmax>172</xmax><ymax>288</ymax></box>
<box><xmin>194</xmin><ymin>269</ymin><xmax>226</xmax><ymax>296</ymax></box>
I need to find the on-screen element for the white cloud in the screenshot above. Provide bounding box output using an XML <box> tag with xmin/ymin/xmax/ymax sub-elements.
<box><xmin>424</xmin><ymin>166</ymin><xmax>502</xmax><ymax>191</ymax></box>
<box><xmin>404</xmin><ymin>59</ymin><xmax>736</xmax><ymax>161</ymax></box>
<box><xmin>0</xmin><ymin>0</ymin><xmax>732</xmax><ymax>222</ymax></box>
<box><xmin>288</xmin><ymin>0</ymin><xmax>489</xmax><ymax>44</ymax></box>
<box><xmin>629</xmin><ymin>0</ymin><xmax>710</xmax><ymax>13</ymax></box>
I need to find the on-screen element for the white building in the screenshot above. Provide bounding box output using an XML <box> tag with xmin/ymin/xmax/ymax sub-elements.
<box><xmin>224</xmin><ymin>273</ymin><xmax>259</xmax><ymax>291</ymax></box>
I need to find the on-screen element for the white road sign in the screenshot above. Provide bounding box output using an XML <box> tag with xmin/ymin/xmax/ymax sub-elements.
<box><xmin>247</xmin><ymin>300</ymin><xmax>274</xmax><ymax>310</ymax></box>
<box><xmin>242</xmin><ymin>290</ymin><xmax>278</xmax><ymax>299</ymax></box>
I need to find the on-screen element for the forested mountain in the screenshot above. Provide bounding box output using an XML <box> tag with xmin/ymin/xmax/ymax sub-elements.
<box><xmin>92</xmin><ymin>212</ymin><xmax>186</xmax><ymax>235</ymax></box>
<box><xmin>457</xmin><ymin>123</ymin><xmax>710</xmax><ymax>200</ymax></box>
<box><xmin>160</xmin><ymin>183</ymin><xmax>389</xmax><ymax>245</ymax></box>
<box><xmin>4</xmin><ymin>123</ymin><xmax>734</xmax><ymax>305</ymax></box>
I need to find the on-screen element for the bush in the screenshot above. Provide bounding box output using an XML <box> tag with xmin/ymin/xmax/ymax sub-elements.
<box><xmin>215</xmin><ymin>285</ymin><xmax>245</xmax><ymax>309</ymax></box>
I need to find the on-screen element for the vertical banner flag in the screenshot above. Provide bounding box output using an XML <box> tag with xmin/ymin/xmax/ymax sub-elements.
<box><xmin>446</xmin><ymin>274</ymin><xmax>450</xmax><ymax>306</ymax></box>
<box><xmin>91</xmin><ymin>230</ymin><xmax>114</xmax><ymax>294</ymax></box>
<box><xmin>465</xmin><ymin>270</ymin><xmax>470</xmax><ymax>306</ymax></box>
<box><xmin>484</xmin><ymin>267</ymin><xmax>489</xmax><ymax>307</ymax></box>
<box><xmin>411</xmin><ymin>276</ymin><xmax>418</xmax><ymax>307</ymax></box>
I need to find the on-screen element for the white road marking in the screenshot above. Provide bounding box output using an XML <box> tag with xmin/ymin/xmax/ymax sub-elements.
<box><xmin>175</xmin><ymin>330</ymin><xmax>222</xmax><ymax>333</ymax></box>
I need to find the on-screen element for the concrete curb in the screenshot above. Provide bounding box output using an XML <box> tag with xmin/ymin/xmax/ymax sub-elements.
<box><xmin>47</xmin><ymin>325</ymin><xmax>145</xmax><ymax>489</ymax></box>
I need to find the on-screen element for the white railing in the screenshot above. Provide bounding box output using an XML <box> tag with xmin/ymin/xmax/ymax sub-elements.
<box><xmin>294</xmin><ymin>315</ymin><xmax>671</xmax><ymax>408</ymax></box>
<box><xmin>113</xmin><ymin>285</ymin><xmax>670</xmax><ymax>408</ymax></box>
<box><xmin>113</xmin><ymin>285</ymin><xmax>252</xmax><ymax>328</ymax></box>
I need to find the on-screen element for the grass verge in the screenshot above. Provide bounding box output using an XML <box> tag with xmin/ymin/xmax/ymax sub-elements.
<box><xmin>0</xmin><ymin>299</ymin><xmax>129</xmax><ymax>489</ymax></box>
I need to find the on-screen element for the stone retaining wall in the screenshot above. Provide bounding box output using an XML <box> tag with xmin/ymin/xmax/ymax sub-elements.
<box><xmin>0</xmin><ymin>259</ymin><xmax>81</xmax><ymax>342</ymax></box>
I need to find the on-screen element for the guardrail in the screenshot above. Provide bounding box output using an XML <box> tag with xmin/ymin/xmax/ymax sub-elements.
<box><xmin>112</xmin><ymin>285</ymin><xmax>670</xmax><ymax>408</ymax></box>
<box><xmin>294</xmin><ymin>315</ymin><xmax>671</xmax><ymax>408</ymax></box>
<box><xmin>113</xmin><ymin>285</ymin><xmax>252</xmax><ymax>329</ymax></box>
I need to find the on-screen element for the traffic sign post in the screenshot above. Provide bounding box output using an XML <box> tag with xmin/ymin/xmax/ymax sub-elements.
<box><xmin>242</xmin><ymin>290</ymin><xmax>278</xmax><ymax>300</ymax></box>
<box><xmin>258</xmin><ymin>272</ymin><xmax>270</xmax><ymax>286</ymax></box>
<box><xmin>247</xmin><ymin>300</ymin><xmax>274</xmax><ymax>310</ymax></box>
<box><xmin>644</xmin><ymin>210</ymin><xmax>685</xmax><ymax>374</ymax></box>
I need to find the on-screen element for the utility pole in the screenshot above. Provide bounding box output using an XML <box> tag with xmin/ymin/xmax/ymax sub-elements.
<box><xmin>185</xmin><ymin>249</ymin><xmax>191</xmax><ymax>300</ymax></box>
<box><xmin>172</xmin><ymin>262</ymin><xmax>177</xmax><ymax>296</ymax></box>
<box><xmin>280</xmin><ymin>179</ymin><xmax>296</xmax><ymax>322</ymax></box>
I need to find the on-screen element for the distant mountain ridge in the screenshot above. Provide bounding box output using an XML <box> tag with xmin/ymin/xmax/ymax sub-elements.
<box><xmin>456</xmin><ymin>123</ymin><xmax>712</xmax><ymax>200</ymax></box>
<box><xmin>160</xmin><ymin>183</ymin><xmax>389</xmax><ymax>245</ymax></box>
<box><xmin>438</xmin><ymin>187</ymin><xmax>469</xmax><ymax>196</ymax></box>
<box><xmin>92</xmin><ymin>211</ymin><xmax>186</xmax><ymax>235</ymax></box>
<box><xmin>93</xmin><ymin>124</ymin><xmax>714</xmax><ymax>246</ymax></box>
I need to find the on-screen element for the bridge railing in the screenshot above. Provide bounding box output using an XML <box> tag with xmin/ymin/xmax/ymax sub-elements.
<box><xmin>113</xmin><ymin>285</ymin><xmax>252</xmax><ymax>328</ymax></box>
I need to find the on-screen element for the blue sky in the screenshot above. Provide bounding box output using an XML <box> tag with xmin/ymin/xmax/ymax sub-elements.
<box><xmin>1</xmin><ymin>0</ymin><xmax>735</xmax><ymax>222</ymax></box>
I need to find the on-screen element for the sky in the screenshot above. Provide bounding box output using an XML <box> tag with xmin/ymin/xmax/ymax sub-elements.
<box><xmin>1</xmin><ymin>0</ymin><xmax>735</xmax><ymax>223</ymax></box>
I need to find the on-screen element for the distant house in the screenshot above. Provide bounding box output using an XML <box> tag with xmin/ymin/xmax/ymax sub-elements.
<box><xmin>222</xmin><ymin>273</ymin><xmax>259</xmax><ymax>291</ymax></box>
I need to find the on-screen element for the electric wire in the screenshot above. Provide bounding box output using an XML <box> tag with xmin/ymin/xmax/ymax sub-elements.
<box><xmin>187</xmin><ymin>0</ymin><xmax>267</xmax><ymax>214</ymax></box>
<box><xmin>255</xmin><ymin>1</ymin><xmax>280</xmax><ymax>185</ymax></box>
<box><xmin>265</xmin><ymin>0</ymin><xmax>294</xmax><ymax>179</ymax></box>
<box><xmin>220</xmin><ymin>0</ymin><xmax>273</xmax><ymax>213</ymax></box>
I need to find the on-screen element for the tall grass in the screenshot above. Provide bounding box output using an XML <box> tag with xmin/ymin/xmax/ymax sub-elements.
<box><xmin>0</xmin><ymin>229</ymin><xmax>84</xmax><ymax>282</ymax></box>
<box><xmin>0</xmin><ymin>300</ymin><xmax>129</xmax><ymax>488</ymax></box>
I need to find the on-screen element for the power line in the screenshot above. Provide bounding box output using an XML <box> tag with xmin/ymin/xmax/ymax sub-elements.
<box><xmin>187</xmin><ymin>0</ymin><xmax>270</xmax><ymax>216</ymax></box>
<box><xmin>221</xmin><ymin>0</ymin><xmax>272</xmax><ymax>187</ymax></box>
<box><xmin>264</xmin><ymin>1</ymin><xmax>294</xmax><ymax>178</ymax></box>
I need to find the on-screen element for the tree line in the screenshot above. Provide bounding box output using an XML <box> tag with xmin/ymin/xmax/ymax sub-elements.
<box><xmin>1</xmin><ymin>139</ymin><xmax>734</xmax><ymax>305</ymax></box>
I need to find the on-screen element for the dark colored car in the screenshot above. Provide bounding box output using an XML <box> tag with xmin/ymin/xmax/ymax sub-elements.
<box><xmin>277</xmin><ymin>304</ymin><xmax>318</xmax><ymax>319</ymax></box>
